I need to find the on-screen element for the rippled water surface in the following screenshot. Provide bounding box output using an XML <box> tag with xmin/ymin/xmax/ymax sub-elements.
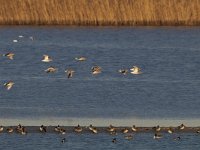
<box><xmin>0</xmin><ymin>26</ymin><xmax>200</xmax><ymax>123</ymax></box>
<box><xmin>1</xmin><ymin>132</ymin><xmax>200</xmax><ymax>150</ymax></box>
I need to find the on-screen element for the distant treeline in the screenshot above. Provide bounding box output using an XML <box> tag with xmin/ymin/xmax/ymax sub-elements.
<box><xmin>0</xmin><ymin>0</ymin><xmax>200</xmax><ymax>25</ymax></box>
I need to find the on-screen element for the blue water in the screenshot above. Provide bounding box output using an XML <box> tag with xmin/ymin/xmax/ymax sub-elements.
<box><xmin>1</xmin><ymin>132</ymin><xmax>200</xmax><ymax>150</ymax></box>
<box><xmin>0</xmin><ymin>26</ymin><xmax>200</xmax><ymax>149</ymax></box>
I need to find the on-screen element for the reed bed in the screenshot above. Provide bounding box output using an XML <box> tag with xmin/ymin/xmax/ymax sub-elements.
<box><xmin>0</xmin><ymin>0</ymin><xmax>200</xmax><ymax>25</ymax></box>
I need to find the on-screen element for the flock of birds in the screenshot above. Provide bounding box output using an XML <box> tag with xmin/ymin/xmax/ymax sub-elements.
<box><xmin>2</xmin><ymin>35</ymin><xmax>196</xmax><ymax>144</ymax></box>
<box><xmin>41</xmin><ymin>54</ymin><xmax>142</xmax><ymax>76</ymax></box>
<box><xmin>2</xmin><ymin>42</ymin><xmax>142</xmax><ymax>90</ymax></box>
<box><xmin>1</xmin><ymin>123</ymin><xmax>198</xmax><ymax>143</ymax></box>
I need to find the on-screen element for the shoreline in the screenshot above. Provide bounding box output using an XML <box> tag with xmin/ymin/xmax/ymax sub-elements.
<box><xmin>1</xmin><ymin>118</ymin><xmax>200</xmax><ymax>127</ymax></box>
<box><xmin>1</xmin><ymin>126</ymin><xmax>200</xmax><ymax>133</ymax></box>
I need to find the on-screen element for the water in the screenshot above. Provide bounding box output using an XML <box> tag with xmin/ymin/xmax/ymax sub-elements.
<box><xmin>0</xmin><ymin>26</ymin><xmax>200</xmax><ymax>149</ymax></box>
<box><xmin>0</xmin><ymin>132</ymin><xmax>200</xmax><ymax>150</ymax></box>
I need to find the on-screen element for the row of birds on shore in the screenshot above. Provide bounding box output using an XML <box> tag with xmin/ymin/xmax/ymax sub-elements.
<box><xmin>1</xmin><ymin>123</ymin><xmax>197</xmax><ymax>143</ymax></box>
<box><xmin>1</xmin><ymin>123</ymin><xmax>190</xmax><ymax>144</ymax></box>
<box><xmin>0</xmin><ymin>123</ymin><xmax>196</xmax><ymax>137</ymax></box>
<box><xmin>2</xmin><ymin>53</ymin><xmax>142</xmax><ymax>90</ymax></box>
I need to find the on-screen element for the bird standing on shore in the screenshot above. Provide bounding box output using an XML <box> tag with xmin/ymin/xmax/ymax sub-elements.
<box><xmin>7</xmin><ymin>127</ymin><xmax>14</xmax><ymax>133</ymax></box>
<box><xmin>39</xmin><ymin>125</ymin><xmax>47</xmax><ymax>133</ymax></box>
<box><xmin>178</xmin><ymin>124</ymin><xmax>185</xmax><ymax>130</ymax></box>
<box><xmin>153</xmin><ymin>125</ymin><xmax>161</xmax><ymax>132</ymax></box>
<box><xmin>132</xmin><ymin>125</ymin><xmax>137</xmax><ymax>132</ymax></box>
<box><xmin>168</xmin><ymin>127</ymin><xmax>173</xmax><ymax>134</ymax></box>
<box><xmin>21</xmin><ymin>127</ymin><xmax>27</xmax><ymax>135</ymax></box>
<box><xmin>122</xmin><ymin>128</ymin><xmax>129</xmax><ymax>134</ymax></box>
<box><xmin>54</xmin><ymin>125</ymin><xmax>61</xmax><ymax>132</ymax></box>
<box><xmin>107</xmin><ymin>124</ymin><xmax>116</xmax><ymax>132</ymax></box>
<box><xmin>0</xmin><ymin>126</ymin><xmax>3</xmax><ymax>132</ymax></box>
<box><xmin>74</xmin><ymin>124</ymin><xmax>82</xmax><ymax>133</ymax></box>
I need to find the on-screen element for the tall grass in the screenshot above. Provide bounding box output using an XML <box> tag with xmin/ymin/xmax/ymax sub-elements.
<box><xmin>0</xmin><ymin>0</ymin><xmax>199</xmax><ymax>25</ymax></box>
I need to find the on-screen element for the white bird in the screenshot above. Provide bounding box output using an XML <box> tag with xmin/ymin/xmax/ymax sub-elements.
<box><xmin>13</xmin><ymin>40</ymin><xmax>18</xmax><ymax>43</ymax></box>
<box><xmin>89</xmin><ymin>124</ymin><xmax>93</xmax><ymax>131</ymax></box>
<box><xmin>130</xmin><ymin>66</ymin><xmax>142</xmax><ymax>74</ymax></box>
<box><xmin>4</xmin><ymin>81</ymin><xmax>14</xmax><ymax>90</ymax></box>
<box><xmin>29</xmin><ymin>36</ymin><xmax>34</xmax><ymax>40</ymax></box>
<box><xmin>155</xmin><ymin>125</ymin><xmax>161</xmax><ymax>132</ymax></box>
<box><xmin>18</xmin><ymin>35</ymin><xmax>24</xmax><ymax>38</ymax></box>
<box><xmin>39</xmin><ymin>125</ymin><xmax>46</xmax><ymax>132</ymax></box>
<box><xmin>75</xmin><ymin>57</ymin><xmax>87</xmax><ymax>61</ymax></box>
<box><xmin>42</xmin><ymin>55</ymin><xmax>52</xmax><ymax>62</ymax></box>
<box><xmin>88</xmin><ymin>125</ymin><xmax>98</xmax><ymax>134</ymax></box>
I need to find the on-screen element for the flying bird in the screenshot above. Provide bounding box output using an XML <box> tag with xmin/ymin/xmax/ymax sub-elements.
<box><xmin>130</xmin><ymin>66</ymin><xmax>142</xmax><ymax>74</ymax></box>
<box><xmin>65</xmin><ymin>69</ymin><xmax>75</xmax><ymax>78</ymax></box>
<box><xmin>75</xmin><ymin>57</ymin><xmax>87</xmax><ymax>61</ymax></box>
<box><xmin>42</xmin><ymin>55</ymin><xmax>52</xmax><ymax>62</ymax></box>
<box><xmin>45</xmin><ymin>66</ymin><xmax>57</xmax><ymax>73</ymax></box>
<box><xmin>4</xmin><ymin>81</ymin><xmax>14</xmax><ymax>90</ymax></box>
<box><xmin>3</xmin><ymin>52</ymin><xmax>14</xmax><ymax>60</ymax></box>
<box><xmin>91</xmin><ymin>66</ymin><xmax>102</xmax><ymax>75</ymax></box>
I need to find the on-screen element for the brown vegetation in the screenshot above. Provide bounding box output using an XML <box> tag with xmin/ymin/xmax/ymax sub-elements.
<box><xmin>0</xmin><ymin>0</ymin><xmax>200</xmax><ymax>25</ymax></box>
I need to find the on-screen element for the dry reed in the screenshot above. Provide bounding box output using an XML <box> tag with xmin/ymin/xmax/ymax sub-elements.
<box><xmin>0</xmin><ymin>0</ymin><xmax>200</xmax><ymax>25</ymax></box>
